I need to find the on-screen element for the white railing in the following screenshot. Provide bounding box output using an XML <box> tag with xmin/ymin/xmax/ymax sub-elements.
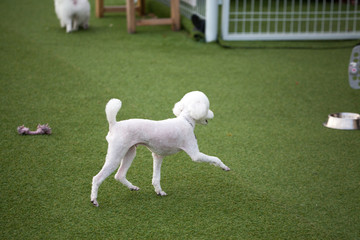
<box><xmin>154</xmin><ymin>0</ymin><xmax>360</xmax><ymax>42</ymax></box>
<box><xmin>221</xmin><ymin>0</ymin><xmax>360</xmax><ymax>41</ymax></box>
<box><xmin>154</xmin><ymin>0</ymin><xmax>218</xmax><ymax>42</ymax></box>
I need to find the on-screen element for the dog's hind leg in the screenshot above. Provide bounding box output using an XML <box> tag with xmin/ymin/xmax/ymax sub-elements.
<box><xmin>114</xmin><ymin>146</ymin><xmax>140</xmax><ymax>191</ymax></box>
<box><xmin>152</xmin><ymin>153</ymin><xmax>167</xmax><ymax>196</ymax></box>
<box><xmin>73</xmin><ymin>18</ymin><xmax>80</xmax><ymax>31</ymax></box>
<box><xmin>91</xmin><ymin>145</ymin><xmax>126</xmax><ymax>207</ymax></box>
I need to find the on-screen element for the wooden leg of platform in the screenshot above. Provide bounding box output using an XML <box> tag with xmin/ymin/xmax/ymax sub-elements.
<box><xmin>95</xmin><ymin>0</ymin><xmax>104</xmax><ymax>18</ymax></box>
<box><xmin>171</xmin><ymin>0</ymin><xmax>180</xmax><ymax>31</ymax></box>
<box><xmin>126</xmin><ymin>0</ymin><xmax>136</xmax><ymax>33</ymax></box>
<box><xmin>138</xmin><ymin>0</ymin><xmax>146</xmax><ymax>16</ymax></box>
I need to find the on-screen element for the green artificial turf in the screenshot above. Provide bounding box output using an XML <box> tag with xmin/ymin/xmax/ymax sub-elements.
<box><xmin>1</xmin><ymin>0</ymin><xmax>359</xmax><ymax>239</ymax></box>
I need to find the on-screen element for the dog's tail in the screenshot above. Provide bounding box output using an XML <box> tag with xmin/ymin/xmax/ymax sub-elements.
<box><xmin>106</xmin><ymin>98</ymin><xmax>122</xmax><ymax>128</ymax></box>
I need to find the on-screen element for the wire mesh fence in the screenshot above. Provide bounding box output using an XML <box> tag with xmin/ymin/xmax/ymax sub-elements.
<box><xmin>222</xmin><ymin>0</ymin><xmax>360</xmax><ymax>40</ymax></box>
<box><xmin>153</xmin><ymin>0</ymin><xmax>360</xmax><ymax>41</ymax></box>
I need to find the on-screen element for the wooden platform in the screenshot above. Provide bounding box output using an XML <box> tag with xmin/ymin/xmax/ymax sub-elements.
<box><xmin>95</xmin><ymin>0</ymin><xmax>180</xmax><ymax>33</ymax></box>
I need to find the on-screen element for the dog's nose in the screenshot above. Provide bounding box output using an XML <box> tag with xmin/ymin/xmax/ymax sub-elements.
<box><xmin>207</xmin><ymin>110</ymin><xmax>214</xmax><ymax>119</ymax></box>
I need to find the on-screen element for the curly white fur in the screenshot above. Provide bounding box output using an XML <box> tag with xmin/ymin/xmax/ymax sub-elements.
<box><xmin>54</xmin><ymin>0</ymin><xmax>90</xmax><ymax>33</ymax></box>
<box><xmin>91</xmin><ymin>91</ymin><xmax>230</xmax><ymax>207</ymax></box>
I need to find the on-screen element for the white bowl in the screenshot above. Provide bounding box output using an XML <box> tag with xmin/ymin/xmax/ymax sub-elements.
<box><xmin>323</xmin><ymin>112</ymin><xmax>360</xmax><ymax>130</ymax></box>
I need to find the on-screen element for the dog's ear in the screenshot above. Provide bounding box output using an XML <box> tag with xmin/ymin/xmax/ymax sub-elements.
<box><xmin>173</xmin><ymin>101</ymin><xmax>184</xmax><ymax>117</ymax></box>
<box><xmin>189</xmin><ymin>102</ymin><xmax>208</xmax><ymax>121</ymax></box>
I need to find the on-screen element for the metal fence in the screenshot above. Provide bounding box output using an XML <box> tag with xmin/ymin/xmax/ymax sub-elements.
<box><xmin>154</xmin><ymin>0</ymin><xmax>219</xmax><ymax>41</ymax></box>
<box><xmin>222</xmin><ymin>0</ymin><xmax>360</xmax><ymax>41</ymax></box>
<box><xmin>155</xmin><ymin>0</ymin><xmax>206</xmax><ymax>19</ymax></box>
<box><xmin>153</xmin><ymin>0</ymin><xmax>360</xmax><ymax>42</ymax></box>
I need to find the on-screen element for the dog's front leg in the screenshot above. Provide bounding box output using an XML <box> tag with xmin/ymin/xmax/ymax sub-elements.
<box><xmin>152</xmin><ymin>153</ymin><xmax>167</xmax><ymax>196</ymax></box>
<box><xmin>63</xmin><ymin>19</ymin><xmax>73</xmax><ymax>33</ymax></box>
<box><xmin>60</xmin><ymin>20</ymin><xmax>66</xmax><ymax>28</ymax></box>
<box><xmin>66</xmin><ymin>23</ymin><xmax>73</xmax><ymax>33</ymax></box>
<box><xmin>189</xmin><ymin>152</ymin><xmax>230</xmax><ymax>171</ymax></box>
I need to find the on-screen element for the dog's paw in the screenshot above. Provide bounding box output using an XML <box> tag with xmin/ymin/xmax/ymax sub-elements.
<box><xmin>91</xmin><ymin>199</ymin><xmax>99</xmax><ymax>207</ymax></box>
<box><xmin>156</xmin><ymin>190</ymin><xmax>167</xmax><ymax>196</ymax></box>
<box><xmin>223</xmin><ymin>166</ymin><xmax>231</xmax><ymax>171</ymax></box>
<box><xmin>130</xmin><ymin>186</ymin><xmax>140</xmax><ymax>191</ymax></box>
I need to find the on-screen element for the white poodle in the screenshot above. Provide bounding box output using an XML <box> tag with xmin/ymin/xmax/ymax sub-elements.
<box><xmin>91</xmin><ymin>91</ymin><xmax>230</xmax><ymax>207</ymax></box>
<box><xmin>54</xmin><ymin>0</ymin><xmax>90</xmax><ymax>33</ymax></box>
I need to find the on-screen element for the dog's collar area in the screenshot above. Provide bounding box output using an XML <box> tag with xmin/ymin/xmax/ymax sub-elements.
<box><xmin>182</xmin><ymin>116</ymin><xmax>194</xmax><ymax>128</ymax></box>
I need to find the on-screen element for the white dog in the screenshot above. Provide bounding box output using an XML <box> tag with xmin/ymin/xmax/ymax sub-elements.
<box><xmin>54</xmin><ymin>0</ymin><xmax>90</xmax><ymax>33</ymax></box>
<box><xmin>91</xmin><ymin>91</ymin><xmax>230</xmax><ymax>207</ymax></box>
